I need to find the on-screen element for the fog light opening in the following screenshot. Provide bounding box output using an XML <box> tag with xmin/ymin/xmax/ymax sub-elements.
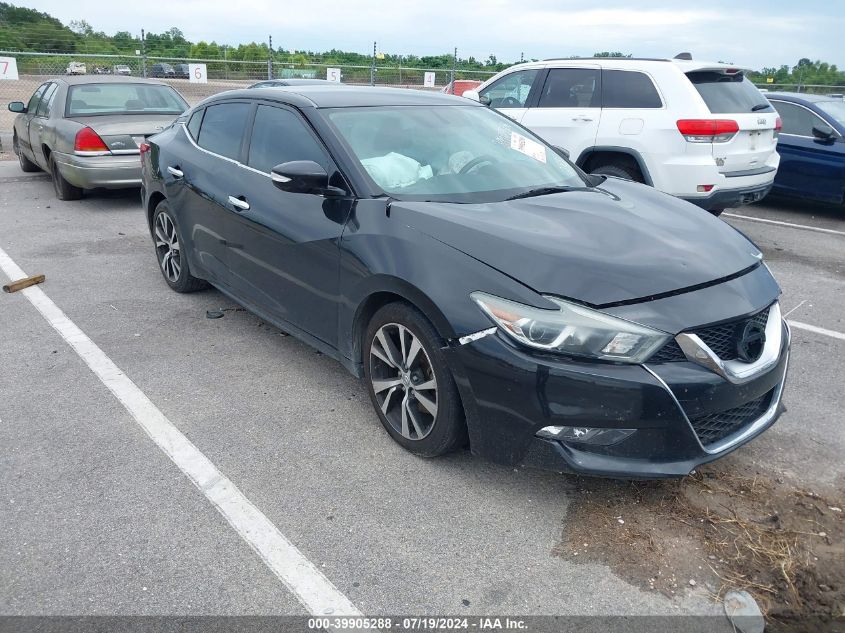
<box><xmin>536</xmin><ymin>426</ymin><xmax>636</xmax><ymax>446</ymax></box>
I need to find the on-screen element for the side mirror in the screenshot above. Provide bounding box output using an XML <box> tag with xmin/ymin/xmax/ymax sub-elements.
<box><xmin>812</xmin><ymin>124</ymin><xmax>835</xmax><ymax>142</ymax></box>
<box><xmin>553</xmin><ymin>145</ymin><xmax>570</xmax><ymax>159</ymax></box>
<box><xmin>462</xmin><ymin>90</ymin><xmax>480</xmax><ymax>102</ymax></box>
<box><xmin>271</xmin><ymin>161</ymin><xmax>346</xmax><ymax>196</ymax></box>
<box><xmin>8</xmin><ymin>101</ymin><xmax>26</xmax><ymax>113</ymax></box>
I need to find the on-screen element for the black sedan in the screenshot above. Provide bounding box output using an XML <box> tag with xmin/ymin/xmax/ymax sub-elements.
<box><xmin>140</xmin><ymin>86</ymin><xmax>790</xmax><ymax>479</ymax></box>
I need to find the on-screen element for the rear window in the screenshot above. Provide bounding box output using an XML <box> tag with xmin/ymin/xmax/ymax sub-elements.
<box><xmin>67</xmin><ymin>83</ymin><xmax>187</xmax><ymax>116</ymax></box>
<box><xmin>537</xmin><ymin>68</ymin><xmax>600</xmax><ymax>108</ymax></box>
<box><xmin>602</xmin><ymin>70</ymin><xmax>662</xmax><ymax>108</ymax></box>
<box><xmin>197</xmin><ymin>102</ymin><xmax>252</xmax><ymax>160</ymax></box>
<box><xmin>686</xmin><ymin>72</ymin><xmax>773</xmax><ymax>114</ymax></box>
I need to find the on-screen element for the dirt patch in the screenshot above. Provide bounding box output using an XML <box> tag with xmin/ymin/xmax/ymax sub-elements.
<box><xmin>554</xmin><ymin>463</ymin><xmax>844</xmax><ymax>631</ymax></box>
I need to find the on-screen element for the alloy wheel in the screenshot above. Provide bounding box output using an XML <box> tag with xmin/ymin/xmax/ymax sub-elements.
<box><xmin>154</xmin><ymin>212</ymin><xmax>181</xmax><ymax>283</ymax></box>
<box><xmin>369</xmin><ymin>323</ymin><xmax>438</xmax><ymax>440</ymax></box>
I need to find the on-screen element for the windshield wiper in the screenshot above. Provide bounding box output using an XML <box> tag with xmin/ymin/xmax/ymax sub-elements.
<box><xmin>505</xmin><ymin>185</ymin><xmax>585</xmax><ymax>201</ymax></box>
<box><xmin>751</xmin><ymin>103</ymin><xmax>771</xmax><ymax>112</ymax></box>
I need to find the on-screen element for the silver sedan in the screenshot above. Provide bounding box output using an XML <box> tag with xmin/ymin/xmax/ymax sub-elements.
<box><xmin>8</xmin><ymin>76</ymin><xmax>188</xmax><ymax>200</ymax></box>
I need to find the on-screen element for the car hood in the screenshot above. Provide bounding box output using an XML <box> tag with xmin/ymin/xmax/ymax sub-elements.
<box><xmin>391</xmin><ymin>178</ymin><xmax>763</xmax><ymax>306</ymax></box>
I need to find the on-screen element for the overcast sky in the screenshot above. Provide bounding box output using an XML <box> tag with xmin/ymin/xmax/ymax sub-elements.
<box><xmin>22</xmin><ymin>0</ymin><xmax>845</xmax><ymax>69</ymax></box>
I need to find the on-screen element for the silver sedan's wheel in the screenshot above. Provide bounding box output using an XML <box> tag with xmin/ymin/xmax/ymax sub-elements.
<box><xmin>154</xmin><ymin>211</ymin><xmax>181</xmax><ymax>283</ymax></box>
<box><xmin>369</xmin><ymin>323</ymin><xmax>438</xmax><ymax>441</ymax></box>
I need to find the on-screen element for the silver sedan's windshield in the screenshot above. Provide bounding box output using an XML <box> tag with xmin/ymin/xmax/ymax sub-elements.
<box><xmin>325</xmin><ymin>105</ymin><xmax>587</xmax><ymax>202</ymax></box>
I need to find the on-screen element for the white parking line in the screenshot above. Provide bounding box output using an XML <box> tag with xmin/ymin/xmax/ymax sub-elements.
<box><xmin>0</xmin><ymin>246</ymin><xmax>361</xmax><ymax>617</ymax></box>
<box><xmin>788</xmin><ymin>320</ymin><xmax>845</xmax><ymax>342</ymax></box>
<box><xmin>724</xmin><ymin>213</ymin><xmax>845</xmax><ymax>237</ymax></box>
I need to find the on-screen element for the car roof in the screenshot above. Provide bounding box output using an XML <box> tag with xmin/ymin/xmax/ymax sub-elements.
<box><xmin>765</xmin><ymin>92</ymin><xmax>842</xmax><ymax>103</ymax></box>
<box><xmin>57</xmin><ymin>75</ymin><xmax>171</xmax><ymax>86</ymax></box>
<box><xmin>204</xmin><ymin>85</ymin><xmax>481</xmax><ymax>108</ymax></box>
<box><xmin>520</xmin><ymin>57</ymin><xmax>752</xmax><ymax>73</ymax></box>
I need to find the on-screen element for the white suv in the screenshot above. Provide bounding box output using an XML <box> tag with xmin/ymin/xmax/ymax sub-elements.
<box><xmin>464</xmin><ymin>55</ymin><xmax>781</xmax><ymax>215</ymax></box>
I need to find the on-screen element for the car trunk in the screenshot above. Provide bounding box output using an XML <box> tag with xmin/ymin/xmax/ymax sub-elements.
<box><xmin>685</xmin><ymin>68</ymin><xmax>779</xmax><ymax>175</ymax></box>
<box><xmin>69</xmin><ymin>114</ymin><xmax>177</xmax><ymax>153</ymax></box>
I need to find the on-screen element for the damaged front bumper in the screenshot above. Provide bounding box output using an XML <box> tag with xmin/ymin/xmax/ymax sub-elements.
<box><xmin>446</xmin><ymin>319</ymin><xmax>790</xmax><ymax>479</ymax></box>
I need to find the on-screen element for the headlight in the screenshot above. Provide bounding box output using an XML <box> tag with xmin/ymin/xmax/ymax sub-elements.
<box><xmin>470</xmin><ymin>292</ymin><xmax>670</xmax><ymax>364</ymax></box>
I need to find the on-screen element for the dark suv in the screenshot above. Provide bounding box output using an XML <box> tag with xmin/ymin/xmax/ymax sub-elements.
<box><xmin>150</xmin><ymin>63</ymin><xmax>176</xmax><ymax>78</ymax></box>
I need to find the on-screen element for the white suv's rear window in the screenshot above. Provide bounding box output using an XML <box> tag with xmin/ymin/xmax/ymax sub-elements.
<box><xmin>686</xmin><ymin>72</ymin><xmax>773</xmax><ymax>114</ymax></box>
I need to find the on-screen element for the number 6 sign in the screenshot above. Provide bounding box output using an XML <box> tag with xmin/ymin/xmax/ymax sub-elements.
<box><xmin>0</xmin><ymin>57</ymin><xmax>19</xmax><ymax>81</ymax></box>
<box><xmin>188</xmin><ymin>63</ymin><xmax>207</xmax><ymax>83</ymax></box>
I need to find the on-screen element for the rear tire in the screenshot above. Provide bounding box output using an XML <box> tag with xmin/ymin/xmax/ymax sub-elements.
<box><xmin>363</xmin><ymin>302</ymin><xmax>466</xmax><ymax>457</ymax></box>
<box><xmin>50</xmin><ymin>158</ymin><xmax>82</xmax><ymax>200</ymax></box>
<box><xmin>590</xmin><ymin>162</ymin><xmax>643</xmax><ymax>183</ymax></box>
<box><xmin>709</xmin><ymin>208</ymin><xmax>725</xmax><ymax>217</ymax></box>
<box><xmin>152</xmin><ymin>200</ymin><xmax>209</xmax><ymax>293</ymax></box>
<box><xmin>13</xmin><ymin>135</ymin><xmax>40</xmax><ymax>173</ymax></box>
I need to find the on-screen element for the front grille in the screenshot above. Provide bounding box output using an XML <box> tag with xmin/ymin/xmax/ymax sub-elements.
<box><xmin>649</xmin><ymin>307</ymin><xmax>770</xmax><ymax>363</ymax></box>
<box><xmin>688</xmin><ymin>390</ymin><xmax>773</xmax><ymax>447</ymax></box>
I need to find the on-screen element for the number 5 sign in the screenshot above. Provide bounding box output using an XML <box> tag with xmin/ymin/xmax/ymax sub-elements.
<box><xmin>326</xmin><ymin>67</ymin><xmax>341</xmax><ymax>83</ymax></box>
<box><xmin>0</xmin><ymin>57</ymin><xmax>19</xmax><ymax>81</ymax></box>
<box><xmin>188</xmin><ymin>63</ymin><xmax>207</xmax><ymax>83</ymax></box>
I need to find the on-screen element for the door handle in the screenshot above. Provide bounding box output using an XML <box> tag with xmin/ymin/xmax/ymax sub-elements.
<box><xmin>572</xmin><ymin>116</ymin><xmax>594</xmax><ymax>122</ymax></box>
<box><xmin>228</xmin><ymin>195</ymin><xmax>250</xmax><ymax>211</ymax></box>
<box><xmin>167</xmin><ymin>166</ymin><xmax>184</xmax><ymax>178</ymax></box>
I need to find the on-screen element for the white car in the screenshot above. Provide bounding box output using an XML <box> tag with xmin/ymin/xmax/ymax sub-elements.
<box><xmin>464</xmin><ymin>55</ymin><xmax>782</xmax><ymax>215</ymax></box>
<box><xmin>65</xmin><ymin>61</ymin><xmax>86</xmax><ymax>75</ymax></box>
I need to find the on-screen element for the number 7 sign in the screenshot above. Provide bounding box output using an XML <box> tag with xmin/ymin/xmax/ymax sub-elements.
<box><xmin>0</xmin><ymin>57</ymin><xmax>19</xmax><ymax>81</ymax></box>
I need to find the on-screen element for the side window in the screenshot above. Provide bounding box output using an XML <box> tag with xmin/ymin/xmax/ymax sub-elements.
<box><xmin>196</xmin><ymin>102</ymin><xmax>252</xmax><ymax>160</ymax></box>
<box><xmin>186</xmin><ymin>108</ymin><xmax>203</xmax><ymax>140</ymax></box>
<box><xmin>247</xmin><ymin>105</ymin><xmax>329</xmax><ymax>173</ymax></box>
<box><xmin>480</xmin><ymin>70</ymin><xmax>539</xmax><ymax>108</ymax></box>
<box><xmin>27</xmin><ymin>83</ymin><xmax>49</xmax><ymax>113</ymax></box>
<box><xmin>772</xmin><ymin>101</ymin><xmax>825</xmax><ymax>137</ymax></box>
<box><xmin>35</xmin><ymin>83</ymin><xmax>57</xmax><ymax>117</ymax></box>
<box><xmin>602</xmin><ymin>70</ymin><xmax>662</xmax><ymax>108</ymax></box>
<box><xmin>537</xmin><ymin>68</ymin><xmax>601</xmax><ymax>108</ymax></box>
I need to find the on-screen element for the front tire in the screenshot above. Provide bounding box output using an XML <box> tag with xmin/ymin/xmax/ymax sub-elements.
<box><xmin>152</xmin><ymin>200</ymin><xmax>209</xmax><ymax>293</ymax></box>
<box><xmin>50</xmin><ymin>158</ymin><xmax>82</xmax><ymax>200</ymax></box>
<box><xmin>364</xmin><ymin>302</ymin><xmax>466</xmax><ymax>457</ymax></box>
<box><xmin>590</xmin><ymin>162</ymin><xmax>642</xmax><ymax>182</ymax></box>
<box><xmin>14</xmin><ymin>135</ymin><xmax>40</xmax><ymax>173</ymax></box>
<box><xmin>709</xmin><ymin>208</ymin><xmax>725</xmax><ymax>217</ymax></box>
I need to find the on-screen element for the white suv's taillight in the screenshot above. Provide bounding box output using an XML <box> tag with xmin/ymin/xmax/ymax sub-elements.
<box><xmin>774</xmin><ymin>116</ymin><xmax>783</xmax><ymax>139</ymax></box>
<box><xmin>676</xmin><ymin>119</ymin><xmax>739</xmax><ymax>143</ymax></box>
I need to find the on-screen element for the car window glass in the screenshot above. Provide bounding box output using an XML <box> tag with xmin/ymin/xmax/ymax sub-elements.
<box><xmin>772</xmin><ymin>101</ymin><xmax>826</xmax><ymax>137</ymax></box>
<box><xmin>67</xmin><ymin>83</ymin><xmax>186</xmax><ymax>116</ymax></box>
<box><xmin>27</xmin><ymin>83</ymin><xmax>49</xmax><ymax>113</ymax></box>
<box><xmin>186</xmin><ymin>108</ymin><xmax>203</xmax><ymax>140</ymax></box>
<box><xmin>35</xmin><ymin>83</ymin><xmax>57</xmax><ymax>117</ymax></box>
<box><xmin>480</xmin><ymin>70</ymin><xmax>539</xmax><ymax>108</ymax></box>
<box><xmin>602</xmin><ymin>70</ymin><xmax>661</xmax><ymax>108</ymax></box>
<box><xmin>196</xmin><ymin>102</ymin><xmax>252</xmax><ymax>160</ymax></box>
<box><xmin>816</xmin><ymin>101</ymin><xmax>845</xmax><ymax>129</ymax></box>
<box><xmin>538</xmin><ymin>68</ymin><xmax>600</xmax><ymax>108</ymax></box>
<box><xmin>687</xmin><ymin>72</ymin><xmax>773</xmax><ymax>114</ymax></box>
<box><xmin>247</xmin><ymin>105</ymin><xmax>329</xmax><ymax>173</ymax></box>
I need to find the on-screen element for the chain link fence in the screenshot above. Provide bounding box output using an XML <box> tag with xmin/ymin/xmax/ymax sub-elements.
<box><xmin>0</xmin><ymin>51</ymin><xmax>496</xmax><ymax>153</ymax></box>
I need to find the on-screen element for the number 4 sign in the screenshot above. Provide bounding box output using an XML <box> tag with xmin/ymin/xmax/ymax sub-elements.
<box><xmin>188</xmin><ymin>63</ymin><xmax>207</xmax><ymax>83</ymax></box>
<box><xmin>0</xmin><ymin>57</ymin><xmax>19</xmax><ymax>81</ymax></box>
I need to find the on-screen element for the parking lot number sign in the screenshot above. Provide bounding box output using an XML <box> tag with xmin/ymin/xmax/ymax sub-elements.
<box><xmin>189</xmin><ymin>63</ymin><xmax>207</xmax><ymax>83</ymax></box>
<box><xmin>0</xmin><ymin>57</ymin><xmax>19</xmax><ymax>81</ymax></box>
<box><xmin>327</xmin><ymin>67</ymin><xmax>341</xmax><ymax>83</ymax></box>
<box><xmin>424</xmin><ymin>71</ymin><xmax>435</xmax><ymax>88</ymax></box>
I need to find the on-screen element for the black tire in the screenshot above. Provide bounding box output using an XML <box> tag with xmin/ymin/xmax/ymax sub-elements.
<box><xmin>50</xmin><ymin>157</ymin><xmax>82</xmax><ymax>200</ymax></box>
<box><xmin>590</xmin><ymin>162</ymin><xmax>643</xmax><ymax>183</ymax></box>
<box><xmin>363</xmin><ymin>302</ymin><xmax>467</xmax><ymax>457</ymax></box>
<box><xmin>152</xmin><ymin>200</ymin><xmax>209</xmax><ymax>293</ymax></box>
<box><xmin>13</xmin><ymin>135</ymin><xmax>40</xmax><ymax>173</ymax></box>
<box><xmin>709</xmin><ymin>208</ymin><xmax>725</xmax><ymax>217</ymax></box>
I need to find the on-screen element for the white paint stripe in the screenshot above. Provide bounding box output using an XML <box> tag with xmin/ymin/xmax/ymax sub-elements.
<box><xmin>788</xmin><ymin>319</ymin><xmax>845</xmax><ymax>342</ymax></box>
<box><xmin>0</xmin><ymin>246</ymin><xmax>361</xmax><ymax>617</ymax></box>
<box><xmin>724</xmin><ymin>212</ymin><xmax>845</xmax><ymax>237</ymax></box>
